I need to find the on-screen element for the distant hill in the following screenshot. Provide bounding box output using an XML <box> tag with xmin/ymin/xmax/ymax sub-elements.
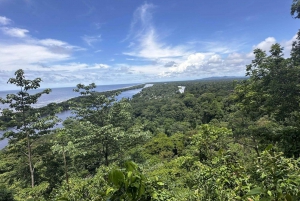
<box><xmin>196</xmin><ymin>76</ymin><xmax>247</xmax><ymax>81</ymax></box>
<box><xmin>144</xmin><ymin>76</ymin><xmax>247</xmax><ymax>85</ymax></box>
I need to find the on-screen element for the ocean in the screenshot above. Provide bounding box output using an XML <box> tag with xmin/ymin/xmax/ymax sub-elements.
<box><xmin>0</xmin><ymin>83</ymin><xmax>147</xmax><ymax>149</ymax></box>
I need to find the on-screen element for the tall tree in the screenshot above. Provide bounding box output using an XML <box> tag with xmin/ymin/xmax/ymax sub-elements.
<box><xmin>0</xmin><ymin>69</ymin><xmax>59</xmax><ymax>187</ymax></box>
<box><xmin>234</xmin><ymin>38</ymin><xmax>300</xmax><ymax>156</ymax></box>
<box><xmin>291</xmin><ymin>0</ymin><xmax>300</xmax><ymax>18</ymax></box>
<box><xmin>71</xmin><ymin>83</ymin><xmax>131</xmax><ymax>166</ymax></box>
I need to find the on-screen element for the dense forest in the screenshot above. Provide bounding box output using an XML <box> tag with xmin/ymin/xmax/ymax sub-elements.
<box><xmin>0</xmin><ymin>2</ymin><xmax>300</xmax><ymax>201</ymax></box>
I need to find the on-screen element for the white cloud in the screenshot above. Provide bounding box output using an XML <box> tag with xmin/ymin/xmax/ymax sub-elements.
<box><xmin>189</xmin><ymin>40</ymin><xmax>246</xmax><ymax>54</ymax></box>
<box><xmin>166</xmin><ymin>53</ymin><xmax>220</xmax><ymax>74</ymax></box>
<box><xmin>208</xmin><ymin>54</ymin><xmax>222</xmax><ymax>63</ymax></box>
<box><xmin>120</xmin><ymin>2</ymin><xmax>261</xmax><ymax>80</ymax></box>
<box><xmin>48</xmin><ymin>62</ymin><xmax>109</xmax><ymax>71</ymax></box>
<box><xmin>82</xmin><ymin>35</ymin><xmax>101</xmax><ymax>46</ymax></box>
<box><xmin>0</xmin><ymin>44</ymin><xmax>71</xmax><ymax>71</ymax></box>
<box><xmin>37</xmin><ymin>38</ymin><xmax>84</xmax><ymax>53</ymax></box>
<box><xmin>123</xmin><ymin>3</ymin><xmax>191</xmax><ymax>60</ymax></box>
<box><xmin>124</xmin><ymin>28</ymin><xmax>190</xmax><ymax>59</ymax></box>
<box><xmin>0</xmin><ymin>11</ymin><xmax>297</xmax><ymax>89</ymax></box>
<box><xmin>0</xmin><ymin>17</ymin><xmax>114</xmax><ymax>88</ymax></box>
<box><xmin>0</xmin><ymin>23</ymin><xmax>86</xmax><ymax>73</ymax></box>
<box><xmin>39</xmin><ymin>39</ymin><xmax>68</xmax><ymax>46</ymax></box>
<box><xmin>0</xmin><ymin>16</ymin><xmax>11</xmax><ymax>25</ymax></box>
<box><xmin>253</xmin><ymin>37</ymin><xmax>276</xmax><ymax>52</ymax></box>
<box><xmin>250</xmin><ymin>35</ymin><xmax>297</xmax><ymax>57</ymax></box>
<box><xmin>93</xmin><ymin>63</ymin><xmax>109</xmax><ymax>69</ymax></box>
<box><xmin>226</xmin><ymin>53</ymin><xmax>245</xmax><ymax>64</ymax></box>
<box><xmin>1</xmin><ymin>27</ymin><xmax>29</xmax><ymax>38</ymax></box>
<box><xmin>123</xmin><ymin>3</ymin><xmax>154</xmax><ymax>42</ymax></box>
<box><xmin>281</xmin><ymin>34</ymin><xmax>297</xmax><ymax>56</ymax></box>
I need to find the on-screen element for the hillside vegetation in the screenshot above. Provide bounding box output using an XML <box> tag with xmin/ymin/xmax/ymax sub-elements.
<box><xmin>1</xmin><ymin>2</ymin><xmax>300</xmax><ymax>200</ymax></box>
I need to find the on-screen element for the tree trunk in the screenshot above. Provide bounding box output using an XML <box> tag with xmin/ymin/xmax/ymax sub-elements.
<box><xmin>27</xmin><ymin>134</ymin><xmax>35</xmax><ymax>188</ymax></box>
<box><xmin>105</xmin><ymin>143</ymin><xmax>109</xmax><ymax>166</ymax></box>
<box><xmin>23</xmin><ymin>93</ymin><xmax>35</xmax><ymax>188</ymax></box>
<box><xmin>252</xmin><ymin>137</ymin><xmax>261</xmax><ymax>163</ymax></box>
<box><xmin>62</xmin><ymin>146</ymin><xmax>69</xmax><ymax>184</ymax></box>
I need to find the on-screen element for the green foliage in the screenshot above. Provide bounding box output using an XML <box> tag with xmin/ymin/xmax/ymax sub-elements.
<box><xmin>233</xmin><ymin>38</ymin><xmax>300</xmax><ymax>157</ymax></box>
<box><xmin>14</xmin><ymin>182</ymin><xmax>50</xmax><ymax>201</ymax></box>
<box><xmin>190</xmin><ymin>124</ymin><xmax>232</xmax><ymax>162</ymax></box>
<box><xmin>0</xmin><ymin>185</ymin><xmax>15</xmax><ymax>201</ymax></box>
<box><xmin>53</xmin><ymin>165</ymin><xmax>111</xmax><ymax>201</ymax></box>
<box><xmin>144</xmin><ymin>133</ymin><xmax>184</xmax><ymax>160</ymax></box>
<box><xmin>70</xmin><ymin>83</ymin><xmax>132</xmax><ymax>166</ymax></box>
<box><xmin>291</xmin><ymin>0</ymin><xmax>300</xmax><ymax>18</ymax></box>
<box><xmin>247</xmin><ymin>146</ymin><xmax>300</xmax><ymax>201</ymax></box>
<box><xmin>0</xmin><ymin>69</ymin><xmax>60</xmax><ymax>189</ymax></box>
<box><xmin>191</xmin><ymin>152</ymin><xmax>252</xmax><ymax>200</ymax></box>
<box><xmin>1</xmin><ymin>15</ymin><xmax>300</xmax><ymax>199</ymax></box>
<box><xmin>107</xmin><ymin>161</ymin><xmax>150</xmax><ymax>201</ymax></box>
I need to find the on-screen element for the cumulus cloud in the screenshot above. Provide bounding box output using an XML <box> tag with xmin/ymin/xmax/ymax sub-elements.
<box><xmin>157</xmin><ymin>34</ymin><xmax>297</xmax><ymax>80</ymax></box>
<box><xmin>281</xmin><ymin>34</ymin><xmax>297</xmax><ymax>56</ymax></box>
<box><xmin>157</xmin><ymin>34</ymin><xmax>298</xmax><ymax>80</ymax></box>
<box><xmin>0</xmin><ymin>16</ymin><xmax>11</xmax><ymax>25</ymax></box>
<box><xmin>166</xmin><ymin>53</ymin><xmax>221</xmax><ymax>74</ymax></box>
<box><xmin>249</xmin><ymin>34</ymin><xmax>297</xmax><ymax>57</ymax></box>
<box><xmin>253</xmin><ymin>37</ymin><xmax>276</xmax><ymax>52</ymax></box>
<box><xmin>1</xmin><ymin>27</ymin><xmax>29</xmax><ymax>38</ymax></box>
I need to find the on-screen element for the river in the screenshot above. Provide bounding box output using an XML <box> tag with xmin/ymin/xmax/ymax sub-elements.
<box><xmin>0</xmin><ymin>85</ymin><xmax>149</xmax><ymax>149</ymax></box>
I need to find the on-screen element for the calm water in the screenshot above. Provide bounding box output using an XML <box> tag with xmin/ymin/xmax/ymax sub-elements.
<box><xmin>0</xmin><ymin>83</ymin><xmax>140</xmax><ymax>109</ymax></box>
<box><xmin>0</xmin><ymin>84</ymin><xmax>147</xmax><ymax>149</ymax></box>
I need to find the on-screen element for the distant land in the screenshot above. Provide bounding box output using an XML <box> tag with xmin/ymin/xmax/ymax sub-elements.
<box><xmin>196</xmin><ymin>76</ymin><xmax>247</xmax><ymax>81</ymax></box>
<box><xmin>146</xmin><ymin>76</ymin><xmax>247</xmax><ymax>85</ymax></box>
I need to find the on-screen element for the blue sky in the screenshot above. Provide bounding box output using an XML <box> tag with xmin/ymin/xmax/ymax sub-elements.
<box><xmin>0</xmin><ymin>0</ymin><xmax>298</xmax><ymax>89</ymax></box>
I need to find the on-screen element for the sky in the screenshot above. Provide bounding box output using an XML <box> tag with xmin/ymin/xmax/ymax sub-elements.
<box><xmin>0</xmin><ymin>0</ymin><xmax>299</xmax><ymax>90</ymax></box>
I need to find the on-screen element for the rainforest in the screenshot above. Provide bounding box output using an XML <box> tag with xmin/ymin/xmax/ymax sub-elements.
<box><xmin>1</xmin><ymin>1</ymin><xmax>300</xmax><ymax>201</ymax></box>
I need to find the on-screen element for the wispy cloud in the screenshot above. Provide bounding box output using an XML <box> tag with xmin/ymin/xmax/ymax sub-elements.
<box><xmin>123</xmin><ymin>3</ymin><xmax>191</xmax><ymax>60</ymax></box>
<box><xmin>188</xmin><ymin>40</ymin><xmax>247</xmax><ymax>54</ymax></box>
<box><xmin>119</xmin><ymin>2</ymin><xmax>254</xmax><ymax>80</ymax></box>
<box><xmin>0</xmin><ymin>43</ymin><xmax>71</xmax><ymax>71</ymax></box>
<box><xmin>0</xmin><ymin>17</ymin><xmax>116</xmax><ymax>88</ymax></box>
<box><xmin>0</xmin><ymin>16</ymin><xmax>11</xmax><ymax>25</ymax></box>
<box><xmin>122</xmin><ymin>3</ymin><xmax>155</xmax><ymax>42</ymax></box>
<box><xmin>0</xmin><ymin>21</ymin><xmax>84</xmax><ymax>73</ymax></box>
<box><xmin>82</xmin><ymin>35</ymin><xmax>101</xmax><ymax>46</ymax></box>
<box><xmin>93</xmin><ymin>22</ymin><xmax>105</xmax><ymax>30</ymax></box>
<box><xmin>1</xmin><ymin>27</ymin><xmax>29</xmax><ymax>38</ymax></box>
